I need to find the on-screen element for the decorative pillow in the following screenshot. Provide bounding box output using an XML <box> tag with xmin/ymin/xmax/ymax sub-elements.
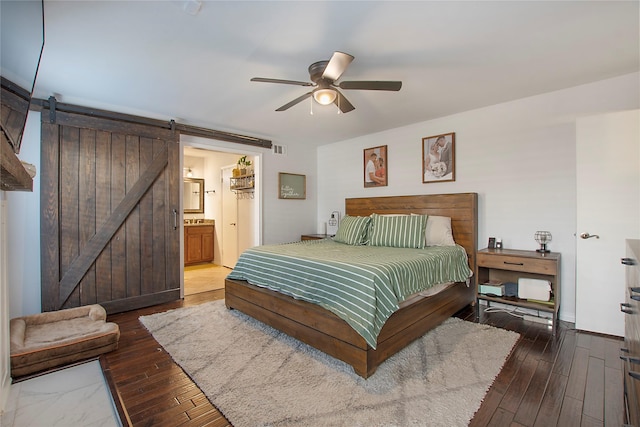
<box><xmin>425</xmin><ymin>215</ymin><xmax>456</xmax><ymax>246</ymax></box>
<box><xmin>333</xmin><ymin>215</ymin><xmax>371</xmax><ymax>245</ymax></box>
<box><xmin>368</xmin><ymin>213</ymin><xmax>427</xmax><ymax>249</ymax></box>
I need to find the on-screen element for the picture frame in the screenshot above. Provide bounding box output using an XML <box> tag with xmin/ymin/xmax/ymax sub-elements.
<box><xmin>278</xmin><ymin>172</ymin><xmax>306</xmax><ymax>199</ymax></box>
<box><xmin>488</xmin><ymin>237</ymin><xmax>496</xmax><ymax>249</ymax></box>
<box><xmin>422</xmin><ymin>132</ymin><xmax>455</xmax><ymax>183</ymax></box>
<box><xmin>363</xmin><ymin>145</ymin><xmax>388</xmax><ymax>188</ymax></box>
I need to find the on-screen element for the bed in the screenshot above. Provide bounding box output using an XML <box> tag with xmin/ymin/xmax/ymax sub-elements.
<box><xmin>225</xmin><ymin>193</ymin><xmax>478</xmax><ymax>378</ymax></box>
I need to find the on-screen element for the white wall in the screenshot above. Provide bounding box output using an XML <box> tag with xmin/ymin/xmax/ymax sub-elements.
<box><xmin>6</xmin><ymin>111</ymin><xmax>41</xmax><ymax>319</ymax></box>
<box><xmin>264</xmin><ymin>141</ymin><xmax>318</xmax><ymax>244</ymax></box>
<box><xmin>1</xmin><ymin>111</ymin><xmax>40</xmax><ymax>412</ymax></box>
<box><xmin>317</xmin><ymin>72</ymin><xmax>640</xmax><ymax>323</ymax></box>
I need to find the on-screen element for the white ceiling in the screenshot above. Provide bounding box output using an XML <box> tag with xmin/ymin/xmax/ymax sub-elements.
<box><xmin>3</xmin><ymin>1</ymin><xmax>639</xmax><ymax>148</ymax></box>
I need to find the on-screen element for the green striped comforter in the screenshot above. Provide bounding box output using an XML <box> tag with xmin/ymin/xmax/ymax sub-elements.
<box><xmin>227</xmin><ymin>239</ymin><xmax>473</xmax><ymax>348</ymax></box>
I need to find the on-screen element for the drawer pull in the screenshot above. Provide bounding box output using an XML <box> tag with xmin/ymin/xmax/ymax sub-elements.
<box><xmin>632</xmin><ymin>295</ymin><xmax>640</xmax><ymax>302</ymax></box>
<box><xmin>630</xmin><ymin>371</ymin><xmax>640</xmax><ymax>381</ymax></box>
<box><xmin>622</xmin><ymin>303</ymin><xmax>633</xmax><ymax>313</ymax></box>
<box><xmin>503</xmin><ymin>261</ymin><xmax>524</xmax><ymax>266</ymax></box>
<box><xmin>622</xmin><ymin>257</ymin><xmax>637</xmax><ymax>266</ymax></box>
<box><xmin>622</xmin><ymin>348</ymin><xmax>630</xmax><ymax>353</ymax></box>
<box><xmin>631</xmin><ymin>287</ymin><xmax>640</xmax><ymax>293</ymax></box>
<box><xmin>621</xmin><ymin>356</ymin><xmax>640</xmax><ymax>364</ymax></box>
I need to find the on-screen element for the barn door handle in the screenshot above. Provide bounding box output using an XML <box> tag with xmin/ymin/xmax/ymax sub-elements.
<box><xmin>173</xmin><ymin>209</ymin><xmax>178</xmax><ymax>230</ymax></box>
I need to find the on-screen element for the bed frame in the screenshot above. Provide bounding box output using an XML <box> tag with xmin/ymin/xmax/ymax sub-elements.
<box><xmin>225</xmin><ymin>193</ymin><xmax>478</xmax><ymax>378</ymax></box>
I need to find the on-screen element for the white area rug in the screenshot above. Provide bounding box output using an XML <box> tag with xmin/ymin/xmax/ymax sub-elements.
<box><xmin>140</xmin><ymin>300</ymin><xmax>519</xmax><ymax>427</ymax></box>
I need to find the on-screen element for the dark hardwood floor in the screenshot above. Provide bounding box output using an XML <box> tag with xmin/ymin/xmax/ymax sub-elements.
<box><xmin>101</xmin><ymin>291</ymin><xmax>624</xmax><ymax>426</ymax></box>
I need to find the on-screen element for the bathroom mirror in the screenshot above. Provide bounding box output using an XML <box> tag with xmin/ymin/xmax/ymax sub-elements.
<box><xmin>183</xmin><ymin>178</ymin><xmax>204</xmax><ymax>214</ymax></box>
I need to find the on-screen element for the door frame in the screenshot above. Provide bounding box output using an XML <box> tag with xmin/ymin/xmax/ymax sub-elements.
<box><xmin>221</xmin><ymin>164</ymin><xmax>238</xmax><ymax>268</ymax></box>
<box><xmin>180</xmin><ymin>137</ymin><xmax>262</xmax><ymax>292</ymax></box>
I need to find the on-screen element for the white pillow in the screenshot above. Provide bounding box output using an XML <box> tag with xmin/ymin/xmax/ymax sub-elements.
<box><xmin>425</xmin><ymin>215</ymin><xmax>456</xmax><ymax>246</ymax></box>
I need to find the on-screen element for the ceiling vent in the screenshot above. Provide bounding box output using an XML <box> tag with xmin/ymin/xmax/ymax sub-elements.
<box><xmin>272</xmin><ymin>144</ymin><xmax>287</xmax><ymax>155</ymax></box>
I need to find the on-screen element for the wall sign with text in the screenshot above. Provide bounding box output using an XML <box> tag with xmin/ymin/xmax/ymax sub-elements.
<box><xmin>279</xmin><ymin>172</ymin><xmax>306</xmax><ymax>199</ymax></box>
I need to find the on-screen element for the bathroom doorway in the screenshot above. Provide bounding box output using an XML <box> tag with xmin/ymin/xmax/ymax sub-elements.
<box><xmin>181</xmin><ymin>139</ymin><xmax>261</xmax><ymax>296</ymax></box>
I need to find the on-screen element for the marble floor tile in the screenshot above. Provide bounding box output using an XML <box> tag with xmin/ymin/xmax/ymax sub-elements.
<box><xmin>1</xmin><ymin>360</ymin><xmax>120</xmax><ymax>427</ymax></box>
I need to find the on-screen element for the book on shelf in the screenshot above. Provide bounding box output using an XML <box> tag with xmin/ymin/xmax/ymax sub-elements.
<box><xmin>479</xmin><ymin>280</ymin><xmax>505</xmax><ymax>296</ymax></box>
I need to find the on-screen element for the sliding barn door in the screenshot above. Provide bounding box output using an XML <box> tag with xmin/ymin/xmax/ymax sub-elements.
<box><xmin>40</xmin><ymin>111</ymin><xmax>180</xmax><ymax>313</ymax></box>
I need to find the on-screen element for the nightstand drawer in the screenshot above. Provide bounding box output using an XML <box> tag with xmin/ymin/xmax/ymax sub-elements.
<box><xmin>477</xmin><ymin>252</ymin><xmax>558</xmax><ymax>275</ymax></box>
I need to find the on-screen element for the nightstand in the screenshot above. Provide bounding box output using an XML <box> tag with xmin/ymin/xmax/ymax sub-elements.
<box><xmin>301</xmin><ymin>234</ymin><xmax>331</xmax><ymax>241</ymax></box>
<box><xmin>476</xmin><ymin>248</ymin><xmax>561</xmax><ymax>333</ymax></box>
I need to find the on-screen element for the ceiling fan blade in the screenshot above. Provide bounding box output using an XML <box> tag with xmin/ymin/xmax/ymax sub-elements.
<box><xmin>338</xmin><ymin>81</ymin><xmax>402</xmax><ymax>91</ymax></box>
<box><xmin>334</xmin><ymin>90</ymin><xmax>355</xmax><ymax>113</ymax></box>
<box><xmin>275</xmin><ymin>91</ymin><xmax>313</xmax><ymax>111</ymax></box>
<box><xmin>322</xmin><ymin>51</ymin><xmax>354</xmax><ymax>82</ymax></box>
<box><xmin>251</xmin><ymin>77</ymin><xmax>314</xmax><ymax>87</ymax></box>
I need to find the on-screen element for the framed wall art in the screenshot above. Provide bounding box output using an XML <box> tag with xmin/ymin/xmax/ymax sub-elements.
<box><xmin>422</xmin><ymin>132</ymin><xmax>455</xmax><ymax>183</ymax></box>
<box><xmin>363</xmin><ymin>145</ymin><xmax>388</xmax><ymax>187</ymax></box>
<box><xmin>278</xmin><ymin>172</ymin><xmax>306</xmax><ymax>199</ymax></box>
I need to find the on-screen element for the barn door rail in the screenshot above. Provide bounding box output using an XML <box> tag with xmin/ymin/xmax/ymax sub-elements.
<box><xmin>33</xmin><ymin>97</ymin><xmax>272</xmax><ymax>148</ymax></box>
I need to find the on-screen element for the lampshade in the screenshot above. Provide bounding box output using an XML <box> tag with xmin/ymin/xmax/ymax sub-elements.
<box><xmin>313</xmin><ymin>88</ymin><xmax>337</xmax><ymax>105</ymax></box>
<box><xmin>534</xmin><ymin>231</ymin><xmax>552</xmax><ymax>253</ymax></box>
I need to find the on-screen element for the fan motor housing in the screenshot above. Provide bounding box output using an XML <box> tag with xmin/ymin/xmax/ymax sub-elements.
<box><xmin>308</xmin><ymin>60</ymin><xmax>329</xmax><ymax>83</ymax></box>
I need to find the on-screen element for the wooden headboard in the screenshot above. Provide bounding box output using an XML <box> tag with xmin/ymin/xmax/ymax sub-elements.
<box><xmin>345</xmin><ymin>193</ymin><xmax>478</xmax><ymax>280</ymax></box>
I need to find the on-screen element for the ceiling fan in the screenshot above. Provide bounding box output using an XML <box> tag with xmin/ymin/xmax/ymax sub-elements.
<box><xmin>251</xmin><ymin>51</ymin><xmax>402</xmax><ymax>113</ymax></box>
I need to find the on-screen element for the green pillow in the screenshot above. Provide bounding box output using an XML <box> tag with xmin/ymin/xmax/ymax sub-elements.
<box><xmin>333</xmin><ymin>215</ymin><xmax>371</xmax><ymax>245</ymax></box>
<box><xmin>368</xmin><ymin>213</ymin><xmax>427</xmax><ymax>249</ymax></box>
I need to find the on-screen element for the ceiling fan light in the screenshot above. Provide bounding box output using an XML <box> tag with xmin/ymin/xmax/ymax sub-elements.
<box><xmin>313</xmin><ymin>89</ymin><xmax>337</xmax><ymax>105</ymax></box>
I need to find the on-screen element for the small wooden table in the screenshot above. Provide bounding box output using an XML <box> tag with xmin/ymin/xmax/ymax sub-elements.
<box><xmin>476</xmin><ymin>248</ymin><xmax>561</xmax><ymax>334</ymax></box>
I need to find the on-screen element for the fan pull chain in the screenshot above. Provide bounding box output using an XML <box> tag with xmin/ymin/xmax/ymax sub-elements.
<box><xmin>310</xmin><ymin>97</ymin><xmax>314</xmax><ymax>115</ymax></box>
<box><xmin>337</xmin><ymin>93</ymin><xmax>341</xmax><ymax>114</ymax></box>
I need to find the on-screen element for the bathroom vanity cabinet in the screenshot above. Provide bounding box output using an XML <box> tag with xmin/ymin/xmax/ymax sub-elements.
<box><xmin>184</xmin><ymin>222</ymin><xmax>214</xmax><ymax>265</ymax></box>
